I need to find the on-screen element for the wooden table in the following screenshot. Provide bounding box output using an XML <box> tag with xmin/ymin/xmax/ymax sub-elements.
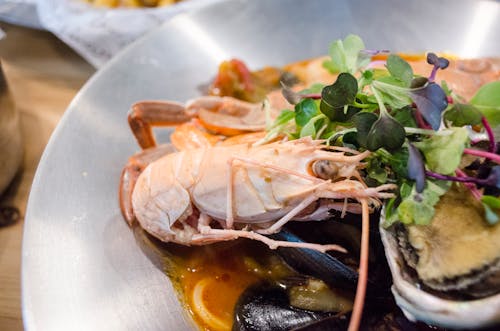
<box><xmin>0</xmin><ymin>23</ymin><xmax>95</xmax><ymax>330</ymax></box>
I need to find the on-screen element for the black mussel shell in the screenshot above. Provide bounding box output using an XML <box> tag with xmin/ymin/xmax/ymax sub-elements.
<box><xmin>270</xmin><ymin>229</ymin><xmax>359</xmax><ymax>291</ymax></box>
<box><xmin>233</xmin><ymin>282</ymin><xmax>334</xmax><ymax>331</ymax></box>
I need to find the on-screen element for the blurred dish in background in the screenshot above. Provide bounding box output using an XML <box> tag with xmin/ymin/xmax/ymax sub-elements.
<box><xmin>0</xmin><ymin>0</ymin><xmax>218</xmax><ymax>68</ymax></box>
<box><xmin>86</xmin><ymin>0</ymin><xmax>183</xmax><ymax>8</ymax></box>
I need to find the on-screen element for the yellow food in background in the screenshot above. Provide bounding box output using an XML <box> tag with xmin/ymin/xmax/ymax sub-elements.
<box><xmin>86</xmin><ymin>0</ymin><xmax>181</xmax><ymax>8</ymax></box>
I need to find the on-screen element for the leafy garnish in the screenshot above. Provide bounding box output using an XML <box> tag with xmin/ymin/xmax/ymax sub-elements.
<box><xmin>482</xmin><ymin>195</ymin><xmax>500</xmax><ymax>225</ymax></box>
<box><xmin>266</xmin><ymin>34</ymin><xmax>500</xmax><ymax>227</ymax></box>
<box><xmin>426</xmin><ymin>52</ymin><xmax>450</xmax><ymax>82</ymax></box>
<box><xmin>409</xmin><ymin>82</ymin><xmax>448</xmax><ymax>130</ymax></box>
<box><xmin>368</xmin><ymin>86</ymin><xmax>405</xmax><ymax>151</ymax></box>
<box><xmin>414</xmin><ymin>127</ymin><xmax>468</xmax><ymax>174</ymax></box>
<box><xmin>320</xmin><ymin>73</ymin><xmax>358</xmax><ymax>120</ymax></box>
<box><xmin>386</xmin><ymin>54</ymin><xmax>413</xmax><ymax>86</ymax></box>
<box><xmin>371</xmin><ymin>78</ymin><xmax>413</xmax><ymax>109</ymax></box>
<box><xmin>470</xmin><ymin>81</ymin><xmax>500</xmax><ymax>127</ymax></box>
<box><xmin>443</xmin><ymin>103</ymin><xmax>482</xmax><ymax>127</ymax></box>
<box><xmin>281</xmin><ymin>82</ymin><xmax>303</xmax><ymax>105</ymax></box>
<box><xmin>407</xmin><ymin>143</ymin><xmax>425</xmax><ymax>193</ymax></box>
<box><xmin>295</xmin><ymin>99</ymin><xmax>320</xmax><ymax>127</ymax></box>
<box><xmin>392</xmin><ymin>106</ymin><xmax>417</xmax><ymax>128</ymax></box>
<box><xmin>323</xmin><ymin>34</ymin><xmax>367</xmax><ymax>74</ymax></box>
<box><xmin>366</xmin><ymin>115</ymin><xmax>406</xmax><ymax>151</ymax></box>
<box><xmin>281</xmin><ymin>82</ymin><xmax>322</xmax><ymax>105</ymax></box>
<box><xmin>353</xmin><ymin>112</ymin><xmax>378</xmax><ymax>148</ymax></box>
<box><xmin>384</xmin><ymin>180</ymin><xmax>450</xmax><ymax>227</ymax></box>
<box><xmin>300</xmin><ymin>114</ymin><xmax>328</xmax><ymax>138</ymax></box>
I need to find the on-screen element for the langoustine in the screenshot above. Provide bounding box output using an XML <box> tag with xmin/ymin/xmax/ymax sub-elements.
<box><xmin>121</xmin><ymin>136</ymin><xmax>395</xmax><ymax>251</ymax></box>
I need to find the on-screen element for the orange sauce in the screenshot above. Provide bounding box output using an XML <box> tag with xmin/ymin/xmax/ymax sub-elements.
<box><xmin>136</xmin><ymin>231</ymin><xmax>294</xmax><ymax>331</ymax></box>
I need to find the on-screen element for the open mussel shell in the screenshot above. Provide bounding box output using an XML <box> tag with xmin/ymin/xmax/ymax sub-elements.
<box><xmin>232</xmin><ymin>281</ymin><xmax>346</xmax><ymax>331</ymax></box>
<box><xmin>270</xmin><ymin>229</ymin><xmax>359</xmax><ymax>290</ymax></box>
<box><xmin>379</xmin><ymin>210</ymin><xmax>500</xmax><ymax>329</ymax></box>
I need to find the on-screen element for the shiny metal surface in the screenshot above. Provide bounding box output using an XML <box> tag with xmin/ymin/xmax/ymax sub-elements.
<box><xmin>22</xmin><ymin>0</ymin><xmax>500</xmax><ymax>330</ymax></box>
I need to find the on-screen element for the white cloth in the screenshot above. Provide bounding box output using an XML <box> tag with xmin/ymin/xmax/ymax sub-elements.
<box><xmin>0</xmin><ymin>0</ymin><xmax>220</xmax><ymax>67</ymax></box>
<box><xmin>36</xmin><ymin>0</ymin><xmax>218</xmax><ymax>67</ymax></box>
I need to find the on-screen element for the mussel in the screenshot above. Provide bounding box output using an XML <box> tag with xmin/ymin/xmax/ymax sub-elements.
<box><xmin>233</xmin><ymin>220</ymin><xmax>408</xmax><ymax>331</ymax></box>
<box><xmin>380</xmin><ymin>186</ymin><xmax>500</xmax><ymax>329</ymax></box>
<box><xmin>232</xmin><ymin>281</ymin><xmax>348</xmax><ymax>331</ymax></box>
<box><xmin>270</xmin><ymin>228</ymin><xmax>359</xmax><ymax>291</ymax></box>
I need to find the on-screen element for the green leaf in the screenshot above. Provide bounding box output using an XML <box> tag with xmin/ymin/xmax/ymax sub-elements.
<box><xmin>397</xmin><ymin>197</ymin><xmax>435</xmax><ymax>225</ymax></box>
<box><xmin>393</xmin><ymin>106</ymin><xmax>417</xmax><ymax>127</ymax></box>
<box><xmin>367</xmin><ymin>158</ymin><xmax>388</xmax><ymax>184</ymax></box>
<box><xmin>372</xmin><ymin>79</ymin><xmax>413</xmax><ymax>109</ymax></box>
<box><xmin>391</xmin><ymin>180</ymin><xmax>450</xmax><ymax>226</ymax></box>
<box><xmin>301</xmin><ymin>83</ymin><xmax>325</xmax><ymax>94</ymax></box>
<box><xmin>386</xmin><ymin>54</ymin><xmax>413</xmax><ymax>86</ymax></box>
<box><xmin>481</xmin><ymin>195</ymin><xmax>500</xmax><ymax>225</ymax></box>
<box><xmin>470</xmin><ymin>81</ymin><xmax>500</xmax><ymax>127</ymax></box>
<box><xmin>323</xmin><ymin>34</ymin><xmax>366</xmax><ymax>74</ymax></box>
<box><xmin>325</xmin><ymin>105</ymin><xmax>360</xmax><ymax>123</ymax></box>
<box><xmin>366</xmin><ymin>115</ymin><xmax>406</xmax><ymax>151</ymax></box>
<box><xmin>320</xmin><ymin>73</ymin><xmax>358</xmax><ymax>120</ymax></box>
<box><xmin>443</xmin><ymin>103</ymin><xmax>482</xmax><ymax>127</ymax></box>
<box><xmin>359</xmin><ymin>70</ymin><xmax>374</xmax><ymax>89</ymax></box>
<box><xmin>300</xmin><ymin>114</ymin><xmax>327</xmax><ymax>138</ymax></box>
<box><xmin>441</xmin><ymin>80</ymin><xmax>452</xmax><ymax>96</ymax></box>
<box><xmin>482</xmin><ymin>195</ymin><xmax>500</xmax><ymax>209</ymax></box>
<box><xmin>482</xmin><ymin>203</ymin><xmax>500</xmax><ymax>225</ymax></box>
<box><xmin>384</xmin><ymin>196</ymin><xmax>398</xmax><ymax>226</ymax></box>
<box><xmin>373</xmin><ymin>145</ymin><xmax>409</xmax><ymax>179</ymax></box>
<box><xmin>411</xmin><ymin>76</ymin><xmax>428</xmax><ymax>88</ymax></box>
<box><xmin>270</xmin><ymin>109</ymin><xmax>295</xmax><ymax>129</ymax></box>
<box><xmin>342</xmin><ymin>131</ymin><xmax>359</xmax><ymax>149</ymax></box>
<box><xmin>414</xmin><ymin>127</ymin><xmax>469</xmax><ymax>174</ymax></box>
<box><xmin>295</xmin><ymin>99</ymin><xmax>320</xmax><ymax>127</ymax></box>
<box><xmin>353</xmin><ymin>112</ymin><xmax>378</xmax><ymax>148</ymax></box>
<box><xmin>399</xmin><ymin>181</ymin><xmax>413</xmax><ymax>198</ymax></box>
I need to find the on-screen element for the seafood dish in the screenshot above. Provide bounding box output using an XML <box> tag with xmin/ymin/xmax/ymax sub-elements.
<box><xmin>119</xmin><ymin>35</ymin><xmax>500</xmax><ymax>330</ymax></box>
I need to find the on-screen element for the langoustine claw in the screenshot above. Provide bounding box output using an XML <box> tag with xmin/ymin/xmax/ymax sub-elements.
<box><xmin>128</xmin><ymin>93</ymin><xmax>290</xmax><ymax>151</ymax></box>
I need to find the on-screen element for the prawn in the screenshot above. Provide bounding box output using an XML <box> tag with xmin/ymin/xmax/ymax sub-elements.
<box><xmin>120</xmin><ymin>135</ymin><xmax>395</xmax><ymax>253</ymax></box>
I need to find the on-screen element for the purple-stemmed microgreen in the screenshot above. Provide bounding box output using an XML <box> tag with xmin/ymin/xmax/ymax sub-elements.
<box><xmin>413</xmin><ymin>108</ymin><xmax>432</xmax><ymax>129</ymax></box>
<box><xmin>463</xmin><ymin>148</ymin><xmax>500</xmax><ymax>164</ymax></box>
<box><xmin>426</xmin><ymin>170</ymin><xmax>486</xmax><ymax>186</ymax></box>
<box><xmin>409</xmin><ymin>82</ymin><xmax>448</xmax><ymax>130</ymax></box>
<box><xmin>281</xmin><ymin>82</ymin><xmax>321</xmax><ymax>105</ymax></box>
<box><xmin>267</xmin><ymin>35</ymin><xmax>500</xmax><ymax>227</ymax></box>
<box><xmin>407</xmin><ymin>143</ymin><xmax>425</xmax><ymax>192</ymax></box>
<box><xmin>426</xmin><ymin>166</ymin><xmax>500</xmax><ymax>191</ymax></box>
<box><xmin>426</xmin><ymin>52</ymin><xmax>450</xmax><ymax>82</ymax></box>
<box><xmin>456</xmin><ymin>168</ymin><xmax>483</xmax><ymax>200</ymax></box>
<box><xmin>360</xmin><ymin>49</ymin><xmax>390</xmax><ymax>56</ymax></box>
<box><xmin>369</xmin><ymin>54</ymin><xmax>448</xmax><ymax>130</ymax></box>
<box><xmin>366</xmin><ymin>60</ymin><xmax>386</xmax><ymax>69</ymax></box>
<box><xmin>482</xmin><ymin>116</ymin><xmax>496</xmax><ymax>153</ymax></box>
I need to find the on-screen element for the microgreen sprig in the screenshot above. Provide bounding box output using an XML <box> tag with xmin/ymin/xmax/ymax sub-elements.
<box><xmin>268</xmin><ymin>34</ymin><xmax>500</xmax><ymax>226</ymax></box>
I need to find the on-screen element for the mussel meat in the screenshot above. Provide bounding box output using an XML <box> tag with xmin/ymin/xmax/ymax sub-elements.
<box><xmin>380</xmin><ymin>186</ymin><xmax>500</xmax><ymax>329</ymax></box>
